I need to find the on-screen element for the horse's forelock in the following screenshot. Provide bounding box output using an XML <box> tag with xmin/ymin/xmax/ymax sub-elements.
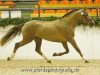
<box><xmin>76</xmin><ymin>9</ymin><xmax>87</xmax><ymax>16</ymax></box>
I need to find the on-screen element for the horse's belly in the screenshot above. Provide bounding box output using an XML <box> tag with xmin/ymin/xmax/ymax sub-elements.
<box><xmin>40</xmin><ymin>35</ymin><xmax>66</xmax><ymax>42</ymax></box>
<box><xmin>35</xmin><ymin>31</ymin><xmax>66</xmax><ymax>42</ymax></box>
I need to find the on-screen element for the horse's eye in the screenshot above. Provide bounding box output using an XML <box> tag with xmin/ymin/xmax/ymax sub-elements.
<box><xmin>81</xmin><ymin>12</ymin><xmax>84</xmax><ymax>15</ymax></box>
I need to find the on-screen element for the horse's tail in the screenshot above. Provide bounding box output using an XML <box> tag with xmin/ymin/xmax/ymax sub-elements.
<box><xmin>0</xmin><ymin>24</ymin><xmax>24</xmax><ymax>46</ymax></box>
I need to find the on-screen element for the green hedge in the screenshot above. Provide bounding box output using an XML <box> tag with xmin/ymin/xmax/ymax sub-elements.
<box><xmin>0</xmin><ymin>16</ymin><xmax>99</xmax><ymax>27</ymax></box>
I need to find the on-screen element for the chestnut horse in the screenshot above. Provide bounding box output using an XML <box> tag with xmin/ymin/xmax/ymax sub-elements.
<box><xmin>0</xmin><ymin>9</ymin><xmax>95</xmax><ymax>63</ymax></box>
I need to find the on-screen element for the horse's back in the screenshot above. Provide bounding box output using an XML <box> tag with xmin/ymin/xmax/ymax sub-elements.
<box><xmin>22</xmin><ymin>20</ymin><xmax>59</xmax><ymax>31</ymax></box>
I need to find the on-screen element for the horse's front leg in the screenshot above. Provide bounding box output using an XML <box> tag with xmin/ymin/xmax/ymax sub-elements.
<box><xmin>68</xmin><ymin>38</ymin><xmax>89</xmax><ymax>63</ymax></box>
<box><xmin>53</xmin><ymin>42</ymin><xmax>69</xmax><ymax>56</ymax></box>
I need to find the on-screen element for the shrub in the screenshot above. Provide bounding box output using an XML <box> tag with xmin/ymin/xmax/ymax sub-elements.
<box><xmin>0</xmin><ymin>16</ymin><xmax>99</xmax><ymax>27</ymax></box>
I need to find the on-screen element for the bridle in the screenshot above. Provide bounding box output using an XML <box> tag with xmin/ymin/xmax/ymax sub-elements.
<box><xmin>80</xmin><ymin>11</ymin><xmax>95</xmax><ymax>28</ymax></box>
<box><xmin>81</xmin><ymin>12</ymin><xmax>93</xmax><ymax>24</ymax></box>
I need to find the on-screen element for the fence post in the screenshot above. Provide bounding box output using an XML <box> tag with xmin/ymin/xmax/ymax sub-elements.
<box><xmin>37</xmin><ymin>4</ymin><xmax>40</xmax><ymax>17</ymax></box>
<box><xmin>9</xmin><ymin>10</ymin><xmax>11</xmax><ymax>18</ymax></box>
<box><xmin>96</xmin><ymin>8</ymin><xmax>99</xmax><ymax>18</ymax></box>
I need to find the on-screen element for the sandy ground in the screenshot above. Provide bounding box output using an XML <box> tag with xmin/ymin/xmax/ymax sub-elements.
<box><xmin>0</xmin><ymin>59</ymin><xmax>100</xmax><ymax>75</ymax></box>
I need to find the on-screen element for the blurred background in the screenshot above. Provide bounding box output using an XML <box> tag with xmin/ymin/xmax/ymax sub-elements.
<box><xmin>0</xmin><ymin>0</ymin><xmax>99</xmax><ymax>18</ymax></box>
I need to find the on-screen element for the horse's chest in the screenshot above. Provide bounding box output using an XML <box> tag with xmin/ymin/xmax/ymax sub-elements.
<box><xmin>66</xmin><ymin>28</ymin><xmax>75</xmax><ymax>37</ymax></box>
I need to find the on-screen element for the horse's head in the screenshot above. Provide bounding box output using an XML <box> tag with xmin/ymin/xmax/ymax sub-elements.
<box><xmin>79</xmin><ymin>8</ymin><xmax>95</xmax><ymax>27</ymax></box>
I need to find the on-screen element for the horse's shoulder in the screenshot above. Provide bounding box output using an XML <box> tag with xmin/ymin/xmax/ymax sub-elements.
<box><xmin>29</xmin><ymin>20</ymin><xmax>39</xmax><ymax>23</ymax></box>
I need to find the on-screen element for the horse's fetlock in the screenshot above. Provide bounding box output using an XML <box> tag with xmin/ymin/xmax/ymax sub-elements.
<box><xmin>15</xmin><ymin>42</ymin><xmax>20</xmax><ymax>48</ymax></box>
<box><xmin>66</xmin><ymin>50</ymin><xmax>69</xmax><ymax>54</ymax></box>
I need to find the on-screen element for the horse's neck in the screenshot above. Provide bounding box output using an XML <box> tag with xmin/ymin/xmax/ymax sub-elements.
<box><xmin>61</xmin><ymin>12</ymin><xmax>80</xmax><ymax>28</ymax></box>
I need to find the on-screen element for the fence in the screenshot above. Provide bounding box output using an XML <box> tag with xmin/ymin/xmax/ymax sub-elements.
<box><xmin>0</xmin><ymin>0</ymin><xmax>39</xmax><ymax>2</ymax></box>
<box><xmin>32</xmin><ymin>0</ymin><xmax>100</xmax><ymax>17</ymax></box>
<box><xmin>0</xmin><ymin>0</ymin><xmax>100</xmax><ymax>18</ymax></box>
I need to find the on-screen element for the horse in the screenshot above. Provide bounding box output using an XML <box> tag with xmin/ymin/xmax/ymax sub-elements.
<box><xmin>0</xmin><ymin>8</ymin><xmax>95</xmax><ymax>63</ymax></box>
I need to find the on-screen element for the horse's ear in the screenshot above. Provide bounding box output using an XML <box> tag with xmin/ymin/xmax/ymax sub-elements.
<box><xmin>84</xmin><ymin>7</ymin><xmax>87</xmax><ymax>11</ymax></box>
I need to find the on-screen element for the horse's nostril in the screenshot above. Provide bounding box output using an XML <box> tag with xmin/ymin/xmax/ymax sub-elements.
<box><xmin>90</xmin><ymin>22</ymin><xmax>95</xmax><ymax>28</ymax></box>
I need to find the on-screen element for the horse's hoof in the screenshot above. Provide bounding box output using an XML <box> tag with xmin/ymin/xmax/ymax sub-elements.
<box><xmin>7</xmin><ymin>57</ymin><xmax>10</xmax><ymax>61</ymax></box>
<box><xmin>47</xmin><ymin>60</ymin><xmax>51</xmax><ymax>64</ymax></box>
<box><xmin>85</xmin><ymin>60</ymin><xmax>89</xmax><ymax>63</ymax></box>
<box><xmin>53</xmin><ymin>53</ymin><xmax>57</xmax><ymax>56</ymax></box>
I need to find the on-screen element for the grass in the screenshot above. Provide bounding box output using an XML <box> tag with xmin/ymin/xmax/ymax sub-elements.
<box><xmin>15</xmin><ymin>2</ymin><xmax>36</xmax><ymax>17</ymax></box>
<box><xmin>21</xmin><ymin>11</ymin><xmax>32</xmax><ymax>18</ymax></box>
<box><xmin>16</xmin><ymin>2</ymin><xmax>35</xmax><ymax>8</ymax></box>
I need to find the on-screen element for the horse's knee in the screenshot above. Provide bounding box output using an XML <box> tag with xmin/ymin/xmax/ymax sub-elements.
<box><xmin>35</xmin><ymin>49</ymin><xmax>43</xmax><ymax>55</ymax></box>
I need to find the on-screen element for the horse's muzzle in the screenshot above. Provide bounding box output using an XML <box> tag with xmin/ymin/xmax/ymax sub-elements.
<box><xmin>89</xmin><ymin>21</ymin><xmax>95</xmax><ymax>28</ymax></box>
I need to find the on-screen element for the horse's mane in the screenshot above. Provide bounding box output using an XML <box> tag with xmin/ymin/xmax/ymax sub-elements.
<box><xmin>59</xmin><ymin>9</ymin><xmax>80</xmax><ymax>19</ymax></box>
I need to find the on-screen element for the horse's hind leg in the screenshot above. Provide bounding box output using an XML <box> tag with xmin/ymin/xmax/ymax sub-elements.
<box><xmin>68</xmin><ymin>38</ymin><xmax>89</xmax><ymax>63</ymax></box>
<box><xmin>53</xmin><ymin>42</ymin><xmax>69</xmax><ymax>56</ymax></box>
<box><xmin>34</xmin><ymin>37</ymin><xmax>51</xmax><ymax>63</ymax></box>
<box><xmin>7</xmin><ymin>34</ymin><xmax>34</xmax><ymax>61</ymax></box>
